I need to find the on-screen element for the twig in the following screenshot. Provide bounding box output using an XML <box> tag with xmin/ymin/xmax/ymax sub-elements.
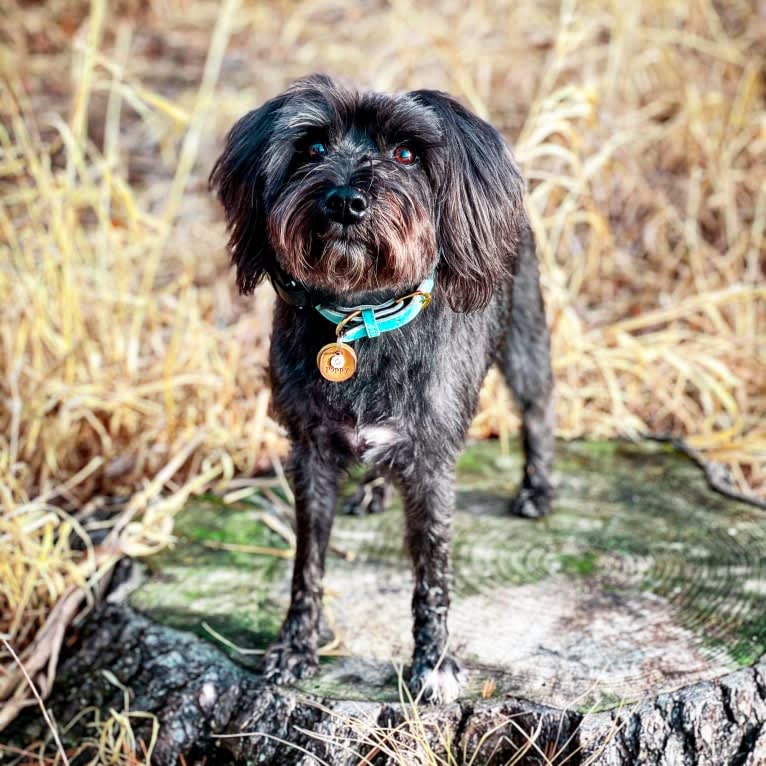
<box><xmin>201</xmin><ymin>622</ymin><xmax>264</xmax><ymax>655</ymax></box>
<box><xmin>202</xmin><ymin>540</ymin><xmax>294</xmax><ymax>558</ymax></box>
<box><xmin>1</xmin><ymin>640</ymin><xmax>70</xmax><ymax>766</ymax></box>
<box><xmin>646</xmin><ymin>434</ymin><xmax>766</xmax><ymax>510</ymax></box>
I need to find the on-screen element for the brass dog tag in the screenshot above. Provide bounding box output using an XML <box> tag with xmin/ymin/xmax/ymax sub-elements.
<box><xmin>317</xmin><ymin>342</ymin><xmax>357</xmax><ymax>382</ymax></box>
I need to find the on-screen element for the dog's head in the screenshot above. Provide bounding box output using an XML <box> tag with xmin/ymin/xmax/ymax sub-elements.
<box><xmin>211</xmin><ymin>75</ymin><xmax>525</xmax><ymax>310</ymax></box>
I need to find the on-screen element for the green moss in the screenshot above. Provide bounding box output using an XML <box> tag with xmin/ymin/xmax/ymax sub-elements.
<box><xmin>560</xmin><ymin>551</ymin><xmax>599</xmax><ymax>576</ymax></box>
<box><xmin>129</xmin><ymin>497</ymin><xmax>291</xmax><ymax>659</ymax></box>
<box><xmin>457</xmin><ymin>441</ymin><xmax>508</xmax><ymax>476</ymax></box>
<box><xmin>580</xmin><ymin>440</ymin><xmax>619</xmax><ymax>456</ymax></box>
<box><xmin>179</xmin><ymin>503</ymin><xmax>285</xmax><ymax>548</ymax></box>
<box><xmin>296</xmin><ymin>662</ymin><xmax>402</xmax><ymax>702</ymax></box>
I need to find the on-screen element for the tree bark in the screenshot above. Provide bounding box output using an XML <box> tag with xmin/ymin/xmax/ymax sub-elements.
<box><xmin>6</xmin><ymin>601</ymin><xmax>765</xmax><ymax>766</ymax></box>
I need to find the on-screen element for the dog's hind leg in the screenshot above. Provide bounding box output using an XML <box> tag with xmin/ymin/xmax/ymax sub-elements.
<box><xmin>501</xmin><ymin>228</ymin><xmax>555</xmax><ymax>518</ymax></box>
<box><xmin>263</xmin><ymin>443</ymin><xmax>341</xmax><ymax>683</ymax></box>
<box><xmin>399</xmin><ymin>458</ymin><xmax>463</xmax><ymax>704</ymax></box>
<box><xmin>343</xmin><ymin>469</ymin><xmax>391</xmax><ymax>515</ymax></box>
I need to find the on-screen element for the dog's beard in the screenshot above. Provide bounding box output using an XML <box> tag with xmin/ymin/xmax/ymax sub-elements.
<box><xmin>268</xmin><ymin>178</ymin><xmax>438</xmax><ymax>294</ymax></box>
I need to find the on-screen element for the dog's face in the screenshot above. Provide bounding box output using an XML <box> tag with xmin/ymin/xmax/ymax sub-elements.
<box><xmin>211</xmin><ymin>75</ymin><xmax>525</xmax><ymax>310</ymax></box>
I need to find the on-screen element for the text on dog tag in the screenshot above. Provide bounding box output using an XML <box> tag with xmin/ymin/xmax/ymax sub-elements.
<box><xmin>316</xmin><ymin>342</ymin><xmax>357</xmax><ymax>382</ymax></box>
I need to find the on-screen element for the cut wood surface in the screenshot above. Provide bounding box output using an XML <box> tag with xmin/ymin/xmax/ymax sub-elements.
<box><xmin>6</xmin><ymin>440</ymin><xmax>766</xmax><ymax>765</ymax></box>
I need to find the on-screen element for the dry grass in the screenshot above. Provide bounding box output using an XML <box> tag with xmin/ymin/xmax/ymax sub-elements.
<box><xmin>215</xmin><ymin>664</ymin><xmax>627</xmax><ymax>765</ymax></box>
<box><xmin>0</xmin><ymin>655</ymin><xmax>158</xmax><ymax>765</ymax></box>
<box><xmin>0</xmin><ymin>0</ymin><xmax>764</xmax><ymax>759</ymax></box>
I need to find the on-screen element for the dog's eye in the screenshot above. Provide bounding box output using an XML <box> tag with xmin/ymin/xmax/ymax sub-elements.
<box><xmin>307</xmin><ymin>142</ymin><xmax>327</xmax><ymax>159</ymax></box>
<box><xmin>393</xmin><ymin>146</ymin><xmax>416</xmax><ymax>165</ymax></box>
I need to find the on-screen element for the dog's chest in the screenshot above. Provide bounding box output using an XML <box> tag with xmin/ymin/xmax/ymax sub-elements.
<box><xmin>344</xmin><ymin>423</ymin><xmax>403</xmax><ymax>464</ymax></box>
<box><xmin>316</xmin><ymin>358</ymin><xmax>421</xmax><ymax>464</ymax></box>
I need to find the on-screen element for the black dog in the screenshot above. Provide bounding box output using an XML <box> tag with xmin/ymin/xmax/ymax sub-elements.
<box><xmin>211</xmin><ymin>75</ymin><xmax>554</xmax><ymax>703</ymax></box>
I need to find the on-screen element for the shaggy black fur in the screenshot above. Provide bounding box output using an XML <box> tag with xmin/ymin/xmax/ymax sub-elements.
<box><xmin>211</xmin><ymin>74</ymin><xmax>554</xmax><ymax>703</ymax></box>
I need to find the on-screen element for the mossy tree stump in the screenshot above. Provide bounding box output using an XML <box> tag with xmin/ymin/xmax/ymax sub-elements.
<box><xmin>8</xmin><ymin>441</ymin><xmax>766</xmax><ymax>765</ymax></box>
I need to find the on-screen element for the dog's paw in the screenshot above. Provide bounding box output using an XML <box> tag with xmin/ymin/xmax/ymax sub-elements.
<box><xmin>262</xmin><ymin>641</ymin><xmax>318</xmax><ymax>685</ymax></box>
<box><xmin>409</xmin><ymin>656</ymin><xmax>464</xmax><ymax>705</ymax></box>
<box><xmin>510</xmin><ymin>481</ymin><xmax>553</xmax><ymax>519</ymax></box>
<box><xmin>343</xmin><ymin>474</ymin><xmax>389</xmax><ymax>515</ymax></box>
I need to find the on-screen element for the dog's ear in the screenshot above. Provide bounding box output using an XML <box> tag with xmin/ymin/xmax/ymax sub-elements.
<box><xmin>408</xmin><ymin>90</ymin><xmax>525</xmax><ymax>312</ymax></box>
<box><xmin>210</xmin><ymin>94</ymin><xmax>288</xmax><ymax>294</ymax></box>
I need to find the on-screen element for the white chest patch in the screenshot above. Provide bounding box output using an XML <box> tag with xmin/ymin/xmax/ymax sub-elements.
<box><xmin>358</xmin><ymin>425</ymin><xmax>402</xmax><ymax>463</ymax></box>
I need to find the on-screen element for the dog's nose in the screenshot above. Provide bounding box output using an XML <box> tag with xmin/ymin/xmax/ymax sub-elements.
<box><xmin>323</xmin><ymin>186</ymin><xmax>368</xmax><ymax>225</ymax></box>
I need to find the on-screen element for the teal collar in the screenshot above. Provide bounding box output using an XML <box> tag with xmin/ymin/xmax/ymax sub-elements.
<box><xmin>315</xmin><ymin>274</ymin><xmax>435</xmax><ymax>342</ymax></box>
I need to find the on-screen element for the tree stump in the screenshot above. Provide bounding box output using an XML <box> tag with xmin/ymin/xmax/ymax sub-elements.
<box><xmin>7</xmin><ymin>441</ymin><xmax>766</xmax><ymax>765</ymax></box>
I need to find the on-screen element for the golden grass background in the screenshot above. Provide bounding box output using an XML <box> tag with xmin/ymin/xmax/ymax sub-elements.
<box><xmin>0</xmin><ymin>0</ymin><xmax>764</xmax><ymax>753</ymax></box>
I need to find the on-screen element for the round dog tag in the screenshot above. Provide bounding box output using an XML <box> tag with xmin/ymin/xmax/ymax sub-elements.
<box><xmin>316</xmin><ymin>342</ymin><xmax>357</xmax><ymax>382</ymax></box>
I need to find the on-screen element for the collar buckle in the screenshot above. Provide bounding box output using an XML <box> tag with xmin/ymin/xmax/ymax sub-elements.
<box><xmin>396</xmin><ymin>290</ymin><xmax>432</xmax><ymax>309</ymax></box>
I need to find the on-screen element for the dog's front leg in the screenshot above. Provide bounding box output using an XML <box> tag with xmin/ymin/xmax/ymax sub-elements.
<box><xmin>400</xmin><ymin>459</ymin><xmax>463</xmax><ymax>704</ymax></box>
<box><xmin>263</xmin><ymin>444</ymin><xmax>339</xmax><ymax>684</ymax></box>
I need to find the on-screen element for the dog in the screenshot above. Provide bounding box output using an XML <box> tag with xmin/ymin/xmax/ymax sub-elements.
<box><xmin>211</xmin><ymin>74</ymin><xmax>554</xmax><ymax>704</ymax></box>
